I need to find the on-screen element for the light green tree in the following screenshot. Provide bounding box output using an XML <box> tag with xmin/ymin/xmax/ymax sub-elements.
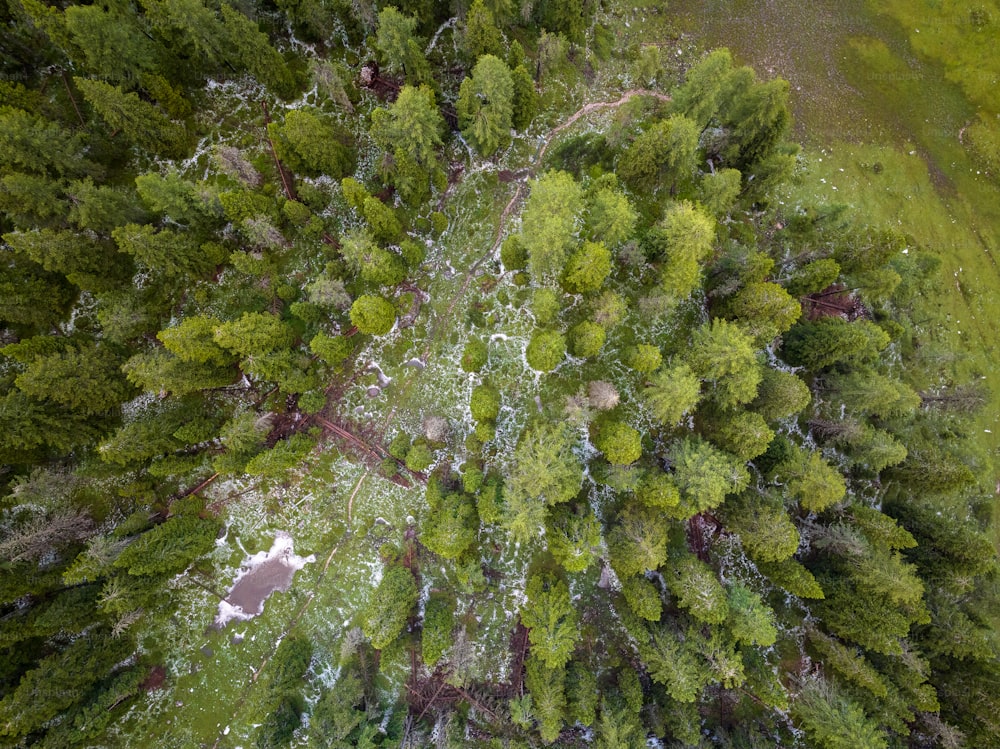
<box><xmin>594</xmin><ymin>421</ymin><xmax>641</xmax><ymax>465</ymax></box>
<box><xmin>520</xmin><ymin>573</ymin><xmax>579</xmax><ymax>669</ymax></box>
<box><xmin>619</xmin><ymin>115</ymin><xmax>699</xmax><ymax>193</ymax></box>
<box><xmin>672</xmin><ymin>436</ymin><xmax>749</xmax><ymax>516</ymax></box>
<box><xmin>526</xmin><ymin>330</ymin><xmax>566</xmax><ymax>372</ymax></box>
<box><xmin>457</xmin><ymin>55</ymin><xmax>514</xmax><ymax>156</ymax></box>
<box><xmin>608</xmin><ymin>504</ymin><xmax>669</xmax><ymax>577</ymax></box>
<box><xmin>562</xmin><ymin>241</ymin><xmax>612</xmax><ymax>294</ymax></box>
<box><xmin>349</xmin><ymin>295</ymin><xmax>396</xmax><ymax>335</ymax></box>
<box><xmin>642</xmin><ymin>363</ymin><xmax>702</xmax><ymax>426</ymax></box>
<box><xmin>522</xmin><ymin>171</ymin><xmax>584</xmax><ymax>283</ymax></box>
<box><xmin>687</xmin><ymin>318</ymin><xmax>762</xmax><ymax>409</ymax></box>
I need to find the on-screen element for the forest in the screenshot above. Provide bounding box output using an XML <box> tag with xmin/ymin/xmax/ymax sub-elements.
<box><xmin>0</xmin><ymin>0</ymin><xmax>998</xmax><ymax>746</ymax></box>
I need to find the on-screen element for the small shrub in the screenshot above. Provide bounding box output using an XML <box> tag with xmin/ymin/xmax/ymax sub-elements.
<box><xmin>526</xmin><ymin>330</ymin><xmax>566</xmax><ymax>372</ymax></box>
<box><xmin>595</xmin><ymin>421</ymin><xmax>642</xmax><ymax>465</ymax></box>
<box><xmin>470</xmin><ymin>383</ymin><xmax>501</xmax><ymax>421</ymax></box>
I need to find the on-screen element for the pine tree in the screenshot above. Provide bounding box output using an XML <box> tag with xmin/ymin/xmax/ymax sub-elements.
<box><xmin>562</xmin><ymin>241</ymin><xmax>611</xmax><ymax>293</ymax></box>
<box><xmin>457</xmin><ymin>55</ymin><xmax>514</xmax><ymax>156</ymax></box>
<box><xmin>521</xmin><ymin>170</ymin><xmax>584</xmax><ymax>283</ymax></box>
<box><xmin>642</xmin><ymin>364</ymin><xmax>701</xmax><ymax>426</ymax></box>
<box><xmin>220</xmin><ymin>5</ymin><xmax>297</xmax><ymax>98</ymax></box>
<box><xmin>619</xmin><ymin>115</ymin><xmax>699</xmax><ymax>194</ymax></box>
<box><xmin>520</xmin><ymin>573</ymin><xmax>579</xmax><ymax>669</ymax></box>
<box><xmin>360</xmin><ymin>564</ymin><xmax>417</xmax><ymax>649</ymax></box>
<box><xmin>74</xmin><ymin>78</ymin><xmax>185</xmax><ymax>156</ymax></box>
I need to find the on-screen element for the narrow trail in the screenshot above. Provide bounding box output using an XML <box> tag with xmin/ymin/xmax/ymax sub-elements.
<box><xmin>210</xmin><ymin>87</ymin><xmax>671</xmax><ymax>748</ymax></box>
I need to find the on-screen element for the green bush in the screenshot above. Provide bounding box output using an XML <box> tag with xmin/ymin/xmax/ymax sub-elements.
<box><xmin>569</xmin><ymin>321</ymin><xmax>606</xmax><ymax>358</ymax></box>
<box><xmin>349</xmin><ymin>295</ymin><xmax>396</xmax><ymax>335</ymax></box>
<box><xmin>628</xmin><ymin>344</ymin><xmax>662</xmax><ymax>373</ymax></box>
<box><xmin>595</xmin><ymin>421</ymin><xmax>642</xmax><ymax>465</ymax></box>
<box><xmin>526</xmin><ymin>330</ymin><xmax>566</xmax><ymax>372</ymax></box>
<box><xmin>501</xmin><ymin>235</ymin><xmax>528</xmax><ymax>270</ymax></box>
<box><xmin>405</xmin><ymin>441</ymin><xmax>434</xmax><ymax>471</ymax></box>
<box><xmin>461</xmin><ymin>338</ymin><xmax>488</xmax><ymax>372</ymax></box>
<box><xmin>470</xmin><ymin>383</ymin><xmax>501</xmax><ymax>421</ymax></box>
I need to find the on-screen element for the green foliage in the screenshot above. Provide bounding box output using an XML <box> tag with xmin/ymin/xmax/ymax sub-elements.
<box><xmin>521</xmin><ymin>573</ymin><xmax>579</xmax><ymax>669</ymax></box>
<box><xmin>522</xmin><ymin>171</ymin><xmax>584</xmax><ymax>283</ymax></box>
<box><xmin>778</xmin><ymin>447</ymin><xmax>847</xmax><ymax>512</ymax></box>
<box><xmin>511</xmin><ymin>64</ymin><xmax>538</xmax><ymax>131</ymax></box>
<box><xmin>458</xmin><ymin>55</ymin><xmax>514</xmax><ymax>156</ymax></box>
<box><xmin>245</xmin><ymin>433</ymin><xmax>316</xmax><ymax>478</ymax></box>
<box><xmin>350</xmin><ymin>295</ymin><xmax>396</xmax><ymax>335</ymax></box>
<box><xmin>642</xmin><ymin>363</ymin><xmax>701</xmax><ymax>426</ymax></box>
<box><xmin>504</xmin><ymin>422</ymin><xmax>582</xmax><ymax>540</ymax></box>
<box><xmin>422</xmin><ymin>491</ymin><xmax>477</xmax><ymax>559</ymax></box>
<box><xmin>339</xmin><ymin>229</ymin><xmax>406</xmax><ymax>286</ymax></box>
<box><xmin>461</xmin><ymin>338</ymin><xmax>489</xmax><ymax>372</ymax></box>
<box><xmin>464</xmin><ymin>0</ymin><xmax>503</xmax><ymax>60</ymax></box>
<box><xmin>637</xmin><ymin>470</ymin><xmax>680</xmax><ymax>509</ymax></box>
<box><xmin>627</xmin><ymin>344</ymin><xmax>662</xmax><ymax>373</ymax></box>
<box><xmin>470</xmin><ymin>383</ymin><xmax>501</xmax><ymax>421</ymax></box>
<box><xmin>705</xmin><ymin>409</ymin><xmax>774</xmax><ymax>461</ymax></box>
<box><xmin>214</xmin><ymin>313</ymin><xmax>295</xmax><ymax>358</ymax></box>
<box><xmin>619</xmin><ymin>115</ymin><xmax>699</xmax><ymax>193</ymax></box>
<box><xmin>622</xmin><ymin>575</ymin><xmax>663</xmax><ymax>621</ymax></box>
<box><xmin>361</xmin><ymin>564</ymin><xmax>418</xmax><ymax>649</ymax></box>
<box><xmin>652</xmin><ymin>201</ymin><xmax>716</xmax><ymax>301</ymax></box>
<box><xmin>698</xmin><ymin>167</ymin><xmax>743</xmax><ymax>216</ymax></box>
<box><xmin>422</xmin><ymin>593</ymin><xmax>456</xmax><ymax>666</ymax></box>
<box><xmin>525</xmin><ymin>656</ymin><xmax>567</xmax><ymax>743</ymax></box>
<box><xmin>792</xmin><ymin>678</ymin><xmax>888</xmax><ymax>749</ymax></box>
<box><xmin>783</xmin><ymin>318</ymin><xmax>890</xmax><ymax>371</ymax></box>
<box><xmin>687</xmin><ymin>318</ymin><xmax>762</xmax><ymax>409</ymax></box>
<box><xmin>375</xmin><ymin>6</ymin><xmax>430</xmax><ymax>83</ymax></box>
<box><xmin>752</xmin><ymin>367</ymin><xmax>811</xmax><ymax>421</ymax></box>
<box><xmin>158</xmin><ymin>315</ymin><xmax>233</xmax><ymax>366</ymax></box>
<box><xmin>594</xmin><ymin>421</ymin><xmax>641</xmax><ymax>465</ymax></box>
<box><xmin>269</xmin><ymin>109</ymin><xmax>355</xmax><ymax>178</ymax></box>
<box><xmin>500</xmin><ymin>235</ymin><xmax>528</xmax><ymax>270</ymax></box>
<box><xmin>672</xmin><ymin>436</ymin><xmax>749</xmax><ymax>516</ymax></box>
<box><xmin>568</xmin><ymin>320</ymin><xmax>606</xmax><ymax>358</ymax></box>
<box><xmin>112</xmin><ymin>223</ymin><xmax>218</xmax><ymax>278</ymax></box>
<box><xmin>114</xmin><ymin>511</ymin><xmax>221</xmax><ymax>576</ymax></box>
<box><xmin>547</xmin><ymin>504</ymin><xmax>601</xmax><ymax>572</ymax></box>
<box><xmin>758</xmin><ymin>558</ymin><xmax>825</xmax><ymax>599</ymax></box>
<box><xmin>562</xmin><ymin>241</ymin><xmax>612</xmax><ymax>294</ymax></box>
<box><xmin>727</xmin><ymin>584</ymin><xmax>777</xmax><ymax>646</ymax></box>
<box><xmin>608</xmin><ymin>504</ymin><xmax>669</xmax><ymax>577</ymax></box>
<box><xmin>74</xmin><ymin>78</ymin><xmax>184</xmax><ymax>156</ymax></box>
<box><xmin>722</xmin><ymin>492</ymin><xmax>799</xmax><ymax>563</ymax></box>
<box><xmin>723</xmin><ymin>281</ymin><xmax>801</xmax><ymax>342</ymax></box>
<box><xmin>666</xmin><ymin>555</ymin><xmax>728</xmax><ymax>623</ymax></box>
<box><xmin>310</xmin><ymin>333</ymin><xmax>352</xmax><ymax>367</ymax></box>
<box><xmin>526</xmin><ymin>329</ymin><xmax>566</xmax><ymax>372</ymax></box>
<box><xmin>371</xmin><ymin>84</ymin><xmax>444</xmax><ymax>184</ymax></box>
<box><xmin>14</xmin><ymin>344</ymin><xmax>133</xmax><ymax>415</ymax></box>
<box><xmin>641</xmin><ymin>625</ymin><xmax>710</xmax><ymax>703</ymax></box>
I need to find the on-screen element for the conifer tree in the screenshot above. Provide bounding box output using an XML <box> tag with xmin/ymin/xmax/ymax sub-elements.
<box><xmin>74</xmin><ymin>78</ymin><xmax>185</xmax><ymax>156</ymax></box>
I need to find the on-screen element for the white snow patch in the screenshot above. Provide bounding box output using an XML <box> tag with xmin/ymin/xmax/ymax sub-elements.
<box><xmin>214</xmin><ymin>531</ymin><xmax>315</xmax><ymax>627</ymax></box>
